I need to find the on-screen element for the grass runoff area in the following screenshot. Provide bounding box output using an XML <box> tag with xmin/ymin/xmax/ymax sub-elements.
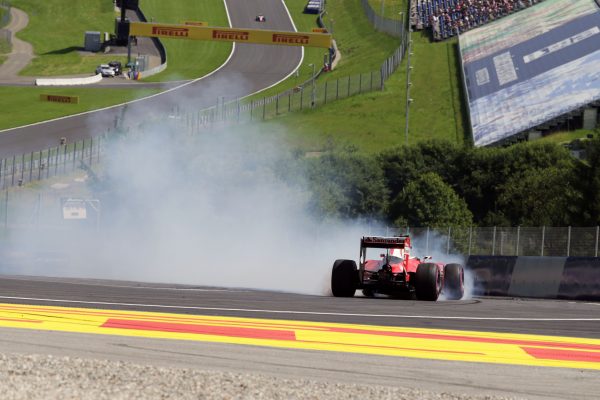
<box><xmin>248</xmin><ymin>0</ymin><xmax>401</xmax><ymax>101</ymax></box>
<box><xmin>261</xmin><ymin>0</ymin><xmax>466</xmax><ymax>153</ymax></box>
<box><xmin>0</xmin><ymin>36</ymin><xmax>10</xmax><ymax>65</ymax></box>
<box><xmin>0</xmin><ymin>0</ymin><xmax>228</xmax><ymax>131</ymax></box>
<box><xmin>10</xmin><ymin>0</ymin><xmax>230</xmax><ymax>79</ymax></box>
<box><xmin>0</xmin><ymin>87</ymin><xmax>160</xmax><ymax>130</ymax></box>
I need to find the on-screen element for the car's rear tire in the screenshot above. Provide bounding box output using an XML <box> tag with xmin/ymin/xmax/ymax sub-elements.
<box><xmin>444</xmin><ymin>263</ymin><xmax>464</xmax><ymax>300</ymax></box>
<box><xmin>415</xmin><ymin>263</ymin><xmax>441</xmax><ymax>301</ymax></box>
<box><xmin>331</xmin><ymin>259</ymin><xmax>358</xmax><ymax>297</ymax></box>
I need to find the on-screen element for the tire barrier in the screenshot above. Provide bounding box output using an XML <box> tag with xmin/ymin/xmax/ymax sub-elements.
<box><xmin>466</xmin><ymin>256</ymin><xmax>600</xmax><ymax>301</ymax></box>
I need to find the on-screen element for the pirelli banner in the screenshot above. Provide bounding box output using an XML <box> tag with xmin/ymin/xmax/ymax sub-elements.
<box><xmin>129</xmin><ymin>22</ymin><xmax>333</xmax><ymax>49</ymax></box>
<box><xmin>40</xmin><ymin>94</ymin><xmax>79</xmax><ymax>104</ymax></box>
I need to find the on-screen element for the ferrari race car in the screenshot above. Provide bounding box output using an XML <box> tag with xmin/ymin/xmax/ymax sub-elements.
<box><xmin>331</xmin><ymin>235</ymin><xmax>464</xmax><ymax>301</ymax></box>
<box><xmin>256</xmin><ymin>15</ymin><xmax>266</xmax><ymax>22</ymax></box>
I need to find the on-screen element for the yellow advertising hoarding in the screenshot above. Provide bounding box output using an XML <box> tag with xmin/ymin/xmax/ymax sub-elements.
<box><xmin>40</xmin><ymin>94</ymin><xmax>79</xmax><ymax>104</ymax></box>
<box><xmin>129</xmin><ymin>22</ymin><xmax>332</xmax><ymax>48</ymax></box>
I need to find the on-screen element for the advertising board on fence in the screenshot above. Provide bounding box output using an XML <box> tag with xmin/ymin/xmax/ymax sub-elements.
<box><xmin>40</xmin><ymin>94</ymin><xmax>79</xmax><ymax>104</ymax></box>
<box><xmin>129</xmin><ymin>22</ymin><xmax>333</xmax><ymax>48</ymax></box>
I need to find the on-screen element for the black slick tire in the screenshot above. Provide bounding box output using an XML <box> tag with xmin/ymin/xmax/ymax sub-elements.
<box><xmin>415</xmin><ymin>263</ymin><xmax>441</xmax><ymax>301</ymax></box>
<box><xmin>444</xmin><ymin>263</ymin><xmax>464</xmax><ymax>300</ymax></box>
<box><xmin>331</xmin><ymin>259</ymin><xmax>358</xmax><ymax>297</ymax></box>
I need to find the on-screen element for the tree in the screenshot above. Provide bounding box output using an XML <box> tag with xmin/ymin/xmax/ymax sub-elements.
<box><xmin>306</xmin><ymin>151</ymin><xmax>389</xmax><ymax>219</ymax></box>
<box><xmin>496</xmin><ymin>167</ymin><xmax>581</xmax><ymax>226</ymax></box>
<box><xmin>389</xmin><ymin>172</ymin><xmax>472</xmax><ymax>227</ymax></box>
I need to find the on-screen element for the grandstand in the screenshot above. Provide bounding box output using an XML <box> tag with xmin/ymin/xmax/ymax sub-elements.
<box><xmin>460</xmin><ymin>0</ymin><xmax>600</xmax><ymax>146</ymax></box>
<box><xmin>411</xmin><ymin>0</ymin><xmax>544</xmax><ymax>40</ymax></box>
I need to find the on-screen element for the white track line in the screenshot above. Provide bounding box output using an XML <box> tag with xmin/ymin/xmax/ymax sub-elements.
<box><xmin>0</xmin><ymin>0</ymin><xmax>302</xmax><ymax>133</ymax></box>
<box><xmin>0</xmin><ymin>296</ymin><xmax>599</xmax><ymax>321</ymax></box>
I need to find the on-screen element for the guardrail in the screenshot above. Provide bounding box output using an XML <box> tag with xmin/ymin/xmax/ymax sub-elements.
<box><xmin>467</xmin><ymin>256</ymin><xmax>600</xmax><ymax>301</ymax></box>
<box><xmin>35</xmin><ymin>73</ymin><xmax>103</xmax><ymax>86</ymax></box>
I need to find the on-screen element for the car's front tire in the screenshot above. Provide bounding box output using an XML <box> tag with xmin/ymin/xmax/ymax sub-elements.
<box><xmin>331</xmin><ymin>259</ymin><xmax>358</xmax><ymax>297</ymax></box>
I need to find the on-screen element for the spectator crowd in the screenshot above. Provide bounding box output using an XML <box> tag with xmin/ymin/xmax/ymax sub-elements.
<box><xmin>411</xmin><ymin>0</ymin><xmax>543</xmax><ymax>40</ymax></box>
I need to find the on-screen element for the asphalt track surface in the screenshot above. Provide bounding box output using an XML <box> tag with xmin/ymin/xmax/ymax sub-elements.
<box><xmin>0</xmin><ymin>0</ymin><xmax>302</xmax><ymax>159</ymax></box>
<box><xmin>0</xmin><ymin>275</ymin><xmax>598</xmax><ymax>399</ymax></box>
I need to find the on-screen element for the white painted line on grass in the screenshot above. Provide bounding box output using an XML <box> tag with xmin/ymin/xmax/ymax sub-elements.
<box><xmin>0</xmin><ymin>296</ymin><xmax>599</xmax><ymax>321</ymax></box>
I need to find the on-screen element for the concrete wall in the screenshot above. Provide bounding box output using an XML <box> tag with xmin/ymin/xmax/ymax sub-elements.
<box><xmin>467</xmin><ymin>256</ymin><xmax>600</xmax><ymax>301</ymax></box>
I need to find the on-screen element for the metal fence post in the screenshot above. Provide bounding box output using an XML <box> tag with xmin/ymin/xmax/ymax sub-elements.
<box><xmin>516</xmin><ymin>226</ymin><xmax>520</xmax><ymax>256</ymax></box>
<box><xmin>594</xmin><ymin>226</ymin><xmax>600</xmax><ymax>257</ymax></box>
<box><xmin>28</xmin><ymin>151</ymin><xmax>33</xmax><ymax>183</ymax></box>
<box><xmin>347</xmin><ymin>75</ymin><xmax>351</xmax><ymax>97</ymax></box>
<box><xmin>262</xmin><ymin>97</ymin><xmax>266</xmax><ymax>120</ymax></box>
<box><xmin>20</xmin><ymin>154</ymin><xmax>24</xmax><ymax>184</ymax></box>
<box><xmin>4</xmin><ymin>189</ymin><xmax>7</xmax><ymax>228</ymax></box>
<box><xmin>541</xmin><ymin>226</ymin><xmax>545</xmax><ymax>256</ymax></box>
<box><xmin>288</xmin><ymin>92</ymin><xmax>291</xmax><ymax>112</ymax></box>
<box><xmin>567</xmin><ymin>226</ymin><xmax>571</xmax><ymax>257</ymax></box>
<box><xmin>468</xmin><ymin>226</ymin><xmax>472</xmax><ymax>255</ymax></box>
<box><xmin>492</xmin><ymin>226</ymin><xmax>497</xmax><ymax>256</ymax></box>
<box><xmin>276</xmin><ymin>95</ymin><xmax>279</xmax><ymax>115</ymax></box>
<box><xmin>54</xmin><ymin>147</ymin><xmax>59</xmax><ymax>175</ymax></box>
<box><xmin>73</xmin><ymin>142</ymin><xmax>77</xmax><ymax>169</ymax></box>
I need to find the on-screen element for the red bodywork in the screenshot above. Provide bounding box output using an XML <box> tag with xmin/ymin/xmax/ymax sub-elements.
<box><xmin>359</xmin><ymin>236</ymin><xmax>445</xmax><ymax>295</ymax></box>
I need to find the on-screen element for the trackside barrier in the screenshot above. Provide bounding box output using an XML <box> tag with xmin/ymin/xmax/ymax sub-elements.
<box><xmin>466</xmin><ymin>256</ymin><xmax>600</xmax><ymax>301</ymax></box>
<box><xmin>35</xmin><ymin>74</ymin><xmax>103</xmax><ymax>86</ymax></box>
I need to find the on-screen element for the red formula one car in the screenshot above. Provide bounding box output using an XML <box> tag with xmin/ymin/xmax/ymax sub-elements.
<box><xmin>331</xmin><ymin>235</ymin><xmax>464</xmax><ymax>301</ymax></box>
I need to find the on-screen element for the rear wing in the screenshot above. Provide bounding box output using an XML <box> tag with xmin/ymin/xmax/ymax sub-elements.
<box><xmin>360</xmin><ymin>236</ymin><xmax>410</xmax><ymax>249</ymax></box>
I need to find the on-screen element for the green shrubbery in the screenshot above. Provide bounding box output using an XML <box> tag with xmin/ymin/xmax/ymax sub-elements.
<box><xmin>303</xmin><ymin>137</ymin><xmax>600</xmax><ymax>227</ymax></box>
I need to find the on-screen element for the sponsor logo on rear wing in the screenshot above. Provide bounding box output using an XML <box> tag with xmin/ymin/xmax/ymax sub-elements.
<box><xmin>361</xmin><ymin>236</ymin><xmax>410</xmax><ymax>248</ymax></box>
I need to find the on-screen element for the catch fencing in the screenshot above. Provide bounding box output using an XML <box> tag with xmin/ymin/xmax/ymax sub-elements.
<box><xmin>361</xmin><ymin>0</ymin><xmax>405</xmax><ymax>37</ymax></box>
<box><xmin>0</xmin><ymin>137</ymin><xmax>104</xmax><ymax>190</ymax></box>
<box><xmin>377</xmin><ymin>226</ymin><xmax>600</xmax><ymax>257</ymax></box>
<box><xmin>0</xmin><ymin>1</ymin><xmax>409</xmax><ymax>188</ymax></box>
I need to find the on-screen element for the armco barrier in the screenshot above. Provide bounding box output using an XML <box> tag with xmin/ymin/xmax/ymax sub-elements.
<box><xmin>35</xmin><ymin>74</ymin><xmax>103</xmax><ymax>86</ymax></box>
<box><xmin>466</xmin><ymin>256</ymin><xmax>600</xmax><ymax>300</ymax></box>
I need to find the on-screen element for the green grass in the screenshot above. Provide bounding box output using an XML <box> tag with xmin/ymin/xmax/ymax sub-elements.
<box><xmin>138</xmin><ymin>0</ymin><xmax>231</xmax><ymax>81</ymax></box>
<box><xmin>11</xmin><ymin>0</ymin><xmax>230</xmax><ymax>80</ymax></box>
<box><xmin>407</xmin><ymin>32</ymin><xmax>466</xmax><ymax>144</ymax></box>
<box><xmin>259</xmin><ymin>64</ymin><xmax>408</xmax><ymax>153</ymax></box>
<box><xmin>0</xmin><ymin>86</ymin><xmax>161</xmax><ymax>130</ymax></box>
<box><xmin>0</xmin><ymin>37</ymin><xmax>10</xmax><ymax>65</ymax></box>
<box><xmin>537</xmin><ymin>129</ymin><xmax>594</xmax><ymax>144</ymax></box>
<box><xmin>12</xmin><ymin>0</ymin><xmax>120</xmax><ymax>76</ymax></box>
<box><xmin>367</xmin><ymin>0</ymin><xmax>406</xmax><ymax>21</ymax></box>
<box><xmin>258</xmin><ymin>6</ymin><xmax>467</xmax><ymax>152</ymax></box>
